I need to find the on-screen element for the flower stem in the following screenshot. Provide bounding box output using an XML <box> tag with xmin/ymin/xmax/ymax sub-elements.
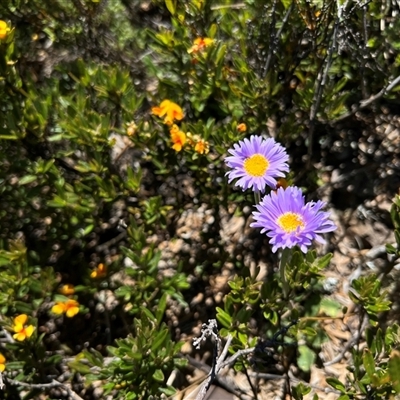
<box><xmin>254</xmin><ymin>190</ymin><xmax>261</xmax><ymax>205</ymax></box>
<box><xmin>279</xmin><ymin>248</ymin><xmax>291</xmax><ymax>299</ymax></box>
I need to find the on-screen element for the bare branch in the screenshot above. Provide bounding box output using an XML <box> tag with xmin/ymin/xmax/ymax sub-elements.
<box><xmin>6</xmin><ymin>378</ymin><xmax>84</xmax><ymax>400</ymax></box>
<box><xmin>323</xmin><ymin>315</ymin><xmax>368</xmax><ymax>366</ymax></box>
<box><xmin>263</xmin><ymin>1</ymin><xmax>294</xmax><ymax>79</ymax></box>
<box><xmin>308</xmin><ymin>16</ymin><xmax>340</xmax><ymax>167</ymax></box>
<box><xmin>220</xmin><ymin>347</ymin><xmax>255</xmax><ymax>370</ymax></box>
<box><xmin>193</xmin><ymin>319</ymin><xmax>235</xmax><ymax>400</ymax></box>
<box><xmin>195</xmin><ymin>336</ymin><xmax>233</xmax><ymax>400</ymax></box>
<box><xmin>332</xmin><ymin>74</ymin><xmax>400</xmax><ymax>122</ymax></box>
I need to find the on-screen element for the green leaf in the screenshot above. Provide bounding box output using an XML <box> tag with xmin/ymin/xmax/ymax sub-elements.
<box><xmin>326</xmin><ymin>377</ymin><xmax>346</xmax><ymax>392</ymax></box>
<box><xmin>300</xmin><ymin>326</ymin><xmax>317</xmax><ymax>337</ymax></box>
<box><xmin>386</xmin><ymin>243</ymin><xmax>397</xmax><ymax>254</ymax></box>
<box><xmin>385</xmin><ymin>323</ymin><xmax>400</xmax><ymax>348</ymax></box>
<box><xmin>141</xmin><ymin>307</ymin><xmax>156</xmax><ymax>322</ymax></box>
<box><xmin>374</xmin><ymin>328</ymin><xmax>383</xmax><ymax>355</ymax></box>
<box><xmin>82</xmin><ymin>349</ymin><xmax>104</xmax><ymax>368</ymax></box>
<box><xmin>292</xmin><ymin>382</ymin><xmax>311</xmax><ymax>399</ymax></box>
<box><xmin>389</xmin><ymin>350</ymin><xmax>400</xmax><ymax>392</ymax></box>
<box><xmin>297</xmin><ymin>345</ymin><xmax>315</xmax><ymax>372</ymax></box>
<box><xmin>391</xmin><ymin>205</ymin><xmax>400</xmax><ymax>229</ymax></box>
<box><xmin>68</xmin><ymin>360</ymin><xmax>91</xmax><ymax>374</ymax></box>
<box><xmin>281</xmin><ymin>0</ymin><xmax>292</xmax><ymax>8</ymax></box>
<box><xmin>115</xmin><ymin>285</ymin><xmax>132</xmax><ymax>301</ymax></box>
<box><xmin>396</xmin><ymin>230</ymin><xmax>400</xmax><ymax>247</ymax></box>
<box><xmin>332</xmin><ymin>77</ymin><xmax>348</xmax><ymax>93</ymax></box>
<box><xmin>153</xmin><ymin>369</ymin><xmax>165</xmax><ymax>382</ymax></box>
<box><xmin>14</xmin><ymin>301</ymin><xmax>33</xmax><ymax>314</ymax></box>
<box><xmin>19</xmin><ymin>175</ymin><xmax>37</xmax><ymax>185</ymax></box>
<box><xmin>3</xmin><ymin>361</ymin><xmax>25</xmax><ymax>370</ymax></box>
<box><xmin>156</xmin><ymin>292</ymin><xmax>168</xmax><ymax>325</ymax></box>
<box><xmin>0</xmin><ymin>134</ymin><xmax>19</xmax><ymax>140</ymax></box>
<box><xmin>319</xmin><ymin>298</ymin><xmax>342</xmax><ymax>318</ymax></box>
<box><xmin>151</xmin><ymin>328</ymin><xmax>169</xmax><ymax>352</ymax></box>
<box><xmin>216</xmin><ymin>307</ymin><xmax>232</xmax><ymax>328</ymax></box>
<box><xmin>47</xmin><ymin>196</ymin><xmax>67</xmax><ymax>208</ymax></box>
<box><xmin>315</xmin><ymin>253</ymin><xmax>332</xmax><ymax>269</ymax></box>
<box><xmin>106</xmin><ymin>345</ymin><xmax>119</xmax><ymax>357</ymax></box>
<box><xmin>165</xmin><ymin>0</ymin><xmax>176</xmax><ymax>15</ymax></box>
<box><xmin>362</xmin><ymin>349</ymin><xmax>375</xmax><ymax>379</ymax></box>
<box><xmin>238</xmin><ymin>331</ymin><xmax>248</xmax><ymax>346</ymax></box>
<box><xmin>263</xmin><ymin>309</ymin><xmax>278</xmax><ymax>325</ymax></box>
<box><xmin>80</xmin><ymin>224</ymin><xmax>94</xmax><ymax>236</ymax></box>
<box><xmin>208</xmin><ymin>23</ymin><xmax>217</xmax><ymax>38</ymax></box>
<box><xmin>236</xmin><ymin>306</ymin><xmax>252</xmax><ymax>323</ymax></box>
<box><xmin>47</xmin><ymin>133</ymin><xmax>64</xmax><ymax>142</ymax></box>
<box><xmin>215</xmin><ymin>44</ymin><xmax>226</xmax><ymax>65</ymax></box>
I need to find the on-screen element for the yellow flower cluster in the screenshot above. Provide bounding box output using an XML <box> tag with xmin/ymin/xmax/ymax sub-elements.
<box><xmin>90</xmin><ymin>262</ymin><xmax>107</xmax><ymax>279</ymax></box>
<box><xmin>187</xmin><ymin>132</ymin><xmax>209</xmax><ymax>155</ymax></box>
<box><xmin>126</xmin><ymin>121</ymin><xmax>137</xmax><ymax>137</ymax></box>
<box><xmin>0</xmin><ymin>20</ymin><xmax>10</xmax><ymax>40</ymax></box>
<box><xmin>54</xmin><ymin>281</ymin><xmax>81</xmax><ymax>317</ymax></box>
<box><xmin>169</xmin><ymin>126</ymin><xmax>210</xmax><ymax>155</ymax></box>
<box><xmin>188</xmin><ymin>37</ymin><xmax>214</xmax><ymax>54</ymax></box>
<box><xmin>152</xmin><ymin>100</ymin><xmax>184</xmax><ymax>126</ymax></box>
<box><xmin>52</xmin><ymin>299</ymin><xmax>80</xmax><ymax>318</ymax></box>
<box><xmin>152</xmin><ymin>99</ymin><xmax>210</xmax><ymax>154</ymax></box>
<box><xmin>12</xmin><ymin>314</ymin><xmax>35</xmax><ymax>341</ymax></box>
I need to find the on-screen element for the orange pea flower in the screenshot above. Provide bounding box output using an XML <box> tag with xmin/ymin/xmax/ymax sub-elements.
<box><xmin>152</xmin><ymin>100</ymin><xmax>184</xmax><ymax>125</ymax></box>
<box><xmin>194</xmin><ymin>139</ymin><xmax>210</xmax><ymax>155</ymax></box>
<box><xmin>90</xmin><ymin>263</ymin><xmax>107</xmax><ymax>279</ymax></box>
<box><xmin>169</xmin><ymin>124</ymin><xmax>180</xmax><ymax>134</ymax></box>
<box><xmin>188</xmin><ymin>37</ymin><xmax>214</xmax><ymax>54</ymax></box>
<box><xmin>237</xmin><ymin>123</ymin><xmax>247</xmax><ymax>133</ymax></box>
<box><xmin>58</xmin><ymin>284</ymin><xmax>75</xmax><ymax>296</ymax></box>
<box><xmin>186</xmin><ymin>132</ymin><xmax>209</xmax><ymax>155</ymax></box>
<box><xmin>0</xmin><ymin>21</ymin><xmax>10</xmax><ymax>40</ymax></box>
<box><xmin>0</xmin><ymin>353</ymin><xmax>5</xmax><ymax>372</ymax></box>
<box><xmin>12</xmin><ymin>314</ymin><xmax>35</xmax><ymax>341</ymax></box>
<box><xmin>52</xmin><ymin>299</ymin><xmax>80</xmax><ymax>318</ymax></box>
<box><xmin>170</xmin><ymin>125</ymin><xmax>186</xmax><ymax>152</ymax></box>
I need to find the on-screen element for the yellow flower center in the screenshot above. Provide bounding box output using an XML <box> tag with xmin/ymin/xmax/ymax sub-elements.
<box><xmin>243</xmin><ymin>154</ymin><xmax>269</xmax><ymax>177</ymax></box>
<box><xmin>277</xmin><ymin>212</ymin><xmax>305</xmax><ymax>233</ymax></box>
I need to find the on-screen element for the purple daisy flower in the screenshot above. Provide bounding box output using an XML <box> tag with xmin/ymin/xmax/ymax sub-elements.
<box><xmin>250</xmin><ymin>186</ymin><xmax>336</xmax><ymax>253</ymax></box>
<box><xmin>225</xmin><ymin>135</ymin><xmax>289</xmax><ymax>192</ymax></box>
